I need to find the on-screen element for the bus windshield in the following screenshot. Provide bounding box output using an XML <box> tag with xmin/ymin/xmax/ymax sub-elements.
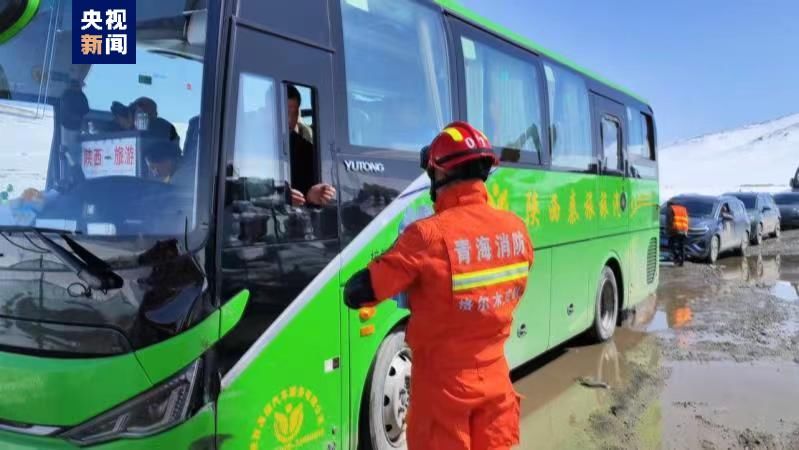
<box><xmin>0</xmin><ymin>0</ymin><xmax>208</xmax><ymax>239</ymax></box>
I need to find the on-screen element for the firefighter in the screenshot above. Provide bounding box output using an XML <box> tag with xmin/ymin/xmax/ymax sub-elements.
<box><xmin>343</xmin><ymin>121</ymin><xmax>534</xmax><ymax>450</ymax></box>
<box><xmin>666</xmin><ymin>200</ymin><xmax>689</xmax><ymax>266</ymax></box>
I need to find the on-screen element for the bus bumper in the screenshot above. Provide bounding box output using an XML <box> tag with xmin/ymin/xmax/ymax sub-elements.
<box><xmin>0</xmin><ymin>405</ymin><xmax>214</xmax><ymax>450</ymax></box>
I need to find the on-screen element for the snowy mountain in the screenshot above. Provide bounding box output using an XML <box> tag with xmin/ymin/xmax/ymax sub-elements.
<box><xmin>660</xmin><ymin>113</ymin><xmax>799</xmax><ymax>201</ymax></box>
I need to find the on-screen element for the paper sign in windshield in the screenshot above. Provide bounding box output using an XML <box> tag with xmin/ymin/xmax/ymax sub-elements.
<box><xmin>82</xmin><ymin>137</ymin><xmax>137</xmax><ymax>179</ymax></box>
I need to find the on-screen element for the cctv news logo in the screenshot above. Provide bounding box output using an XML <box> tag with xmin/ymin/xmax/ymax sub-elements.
<box><xmin>72</xmin><ymin>0</ymin><xmax>135</xmax><ymax>64</ymax></box>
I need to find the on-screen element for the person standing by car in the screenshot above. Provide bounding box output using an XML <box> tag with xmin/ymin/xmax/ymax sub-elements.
<box><xmin>666</xmin><ymin>200</ymin><xmax>689</xmax><ymax>266</ymax></box>
<box><xmin>343</xmin><ymin>122</ymin><xmax>534</xmax><ymax>450</ymax></box>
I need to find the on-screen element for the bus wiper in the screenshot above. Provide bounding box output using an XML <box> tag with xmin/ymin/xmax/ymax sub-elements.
<box><xmin>24</xmin><ymin>228</ymin><xmax>124</xmax><ymax>292</ymax></box>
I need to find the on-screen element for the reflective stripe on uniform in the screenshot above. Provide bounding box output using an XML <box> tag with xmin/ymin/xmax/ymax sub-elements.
<box><xmin>452</xmin><ymin>261</ymin><xmax>529</xmax><ymax>292</ymax></box>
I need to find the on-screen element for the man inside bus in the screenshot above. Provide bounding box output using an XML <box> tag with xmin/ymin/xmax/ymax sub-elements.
<box><xmin>109</xmin><ymin>101</ymin><xmax>134</xmax><ymax>131</ymax></box>
<box><xmin>286</xmin><ymin>84</ymin><xmax>336</xmax><ymax>207</ymax></box>
<box><xmin>144</xmin><ymin>140</ymin><xmax>182</xmax><ymax>183</ymax></box>
<box><xmin>131</xmin><ymin>97</ymin><xmax>181</xmax><ymax>144</ymax></box>
<box><xmin>20</xmin><ymin>139</ymin><xmax>183</xmax><ymax>203</ymax></box>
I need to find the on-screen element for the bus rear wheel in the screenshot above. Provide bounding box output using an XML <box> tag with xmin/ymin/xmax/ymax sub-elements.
<box><xmin>587</xmin><ymin>266</ymin><xmax>619</xmax><ymax>343</ymax></box>
<box><xmin>362</xmin><ymin>328</ymin><xmax>411</xmax><ymax>450</ymax></box>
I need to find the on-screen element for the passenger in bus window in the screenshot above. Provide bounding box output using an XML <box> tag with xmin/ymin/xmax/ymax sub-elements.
<box><xmin>287</xmin><ymin>85</ymin><xmax>313</xmax><ymax>144</ymax></box>
<box><xmin>109</xmin><ymin>101</ymin><xmax>134</xmax><ymax>132</ymax></box>
<box><xmin>131</xmin><ymin>97</ymin><xmax>180</xmax><ymax>144</ymax></box>
<box><xmin>144</xmin><ymin>141</ymin><xmax>181</xmax><ymax>184</ymax></box>
<box><xmin>286</xmin><ymin>84</ymin><xmax>335</xmax><ymax>207</ymax></box>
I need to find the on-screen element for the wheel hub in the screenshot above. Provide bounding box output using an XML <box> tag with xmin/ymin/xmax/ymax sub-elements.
<box><xmin>600</xmin><ymin>281</ymin><xmax>616</xmax><ymax>333</ymax></box>
<box><xmin>381</xmin><ymin>349</ymin><xmax>412</xmax><ymax>445</ymax></box>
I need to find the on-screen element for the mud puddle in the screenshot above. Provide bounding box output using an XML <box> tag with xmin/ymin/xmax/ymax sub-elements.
<box><xmin>513</xmin><ymin>230</ymin><xmax>799</xmax><ymax>449</ymax></box>
<box><xmin>514</xmin><ymin>329</ymin><xmax>666</xmax><ymax>450</ymax></box>
<box><xmin>663</xmin><ymin>361</ymin><xmax>799</xmax><ymax>449</ymax></box>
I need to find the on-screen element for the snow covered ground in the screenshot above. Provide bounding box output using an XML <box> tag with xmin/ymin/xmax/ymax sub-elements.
<box><xmin>0</xmin><ymin>101</ymin><xmax>53</xmax><ymax>194</ymax></box>
<box><xmin>660</xmin><ymin>113</ymin><xmax>799</xmax><ymax>201</ymax></box>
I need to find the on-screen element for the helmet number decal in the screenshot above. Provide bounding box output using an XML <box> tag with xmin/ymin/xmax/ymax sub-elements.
<box><xmin>465</xmin><ymin>137</ymin><xmax>476</xmax><ymax>149</ymax></box>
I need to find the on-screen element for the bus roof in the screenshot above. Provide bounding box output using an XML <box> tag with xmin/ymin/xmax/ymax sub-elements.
<box><xmin>435</xmin><ymin>0</ymin><xmax>649</xmax><ymax>106</ymax></box>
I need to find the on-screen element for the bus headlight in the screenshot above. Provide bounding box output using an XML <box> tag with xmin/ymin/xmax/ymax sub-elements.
<box><xmin>60</xmin><ymin>360</ymin><xmax>201</xmax><ymax>447</ymax></box>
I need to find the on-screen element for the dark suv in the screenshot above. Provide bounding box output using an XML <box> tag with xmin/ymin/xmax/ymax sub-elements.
<box><xmin>774</xmin><ymin>192</ymin><xmax>799</xmax><ymax>228</ymax></box>
<box><xmin>723</xmin><ymin>192</ymin><xmax>781</xmax><ymax>245</ymax></box>
<box><xmin>661</xmin><ymin>194</ymin><xmax>750</xmax><ymax>264</ymax></box>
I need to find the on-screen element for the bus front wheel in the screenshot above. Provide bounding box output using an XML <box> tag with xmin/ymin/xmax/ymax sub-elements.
<box><xmin>587</xmin><ymin>266</ymin><xmax>619</xmax><ymax>343</ymax></box>
<box><xmin>361</xmin><ymin>328</ymin><xmax>411</xmax><ymax>450</ymax></box>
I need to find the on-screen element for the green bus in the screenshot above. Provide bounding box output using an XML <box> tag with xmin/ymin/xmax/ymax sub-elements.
<box><xmin>0</xmin><ymin>0</ymin><xmax>659</xmax><ymax>448</ymax></box>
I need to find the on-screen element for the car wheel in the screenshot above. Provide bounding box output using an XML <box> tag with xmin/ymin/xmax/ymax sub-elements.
<box><xmin>587</xmin><ymin>266</ymin><xmax>619</xmax><ymax>343</ymax></box>
<box><xmin>737</xmin><ymin>232</ymin><xmax>749</xmax><ymax>256</ymax></box>
<box><xmin>774</xmin><ymin>223</ymin><xmax>781</xmax><ymax>238</ymax></box>
<box><xmin>361</xmin><ymin>328</ymin><xmax>411</xmax><ymax>450</ymax></box>
<box><xmin>755</xmin><ymin>223</ymin><xmax>764</xmax><ymax>245</ymax></box>
<box><xmin>707</xmin><ymin>235</ymin><xmax>720</xmax><ymax>264</ymax></box>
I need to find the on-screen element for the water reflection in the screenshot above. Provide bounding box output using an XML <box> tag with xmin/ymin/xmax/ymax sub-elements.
<box><xmin>770</xmin><ymin>281</ymin><xmax>799</xmax><ymax>302</ymax></box>
<box><xmin>718</xmin><ymin>254</ymin><xmax>799</xmax><ymax>301</ymax></box>
<box><xmin>514</xmin><ymin>330</ymin><xmax>663</xmax><ymax>449</ymax></box>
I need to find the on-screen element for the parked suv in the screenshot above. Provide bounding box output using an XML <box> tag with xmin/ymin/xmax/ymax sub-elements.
<box><xmin>774</xmin><ymin>192</ymin><xmax>799</xmax><ymax>229</ymax></box>
<box><xmin>660</xmin><ymin>194</ymin><xmax>750</xmax><ymax>264</ymax></box>
<box><xmin>723</xmin><ymin>192</ymin><xmax>781</xmax><ymax>245</ymax></box>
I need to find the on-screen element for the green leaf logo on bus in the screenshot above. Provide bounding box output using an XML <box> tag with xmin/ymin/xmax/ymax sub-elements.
<box><xmin>250</xmin><ymin>385</ymin><xmax>326</xmax><ymax>450</ymax></box>
<box><xmin>0</xmin><ymin>0</ymin><xmax>40</xmax><ymax>44</ymax></box>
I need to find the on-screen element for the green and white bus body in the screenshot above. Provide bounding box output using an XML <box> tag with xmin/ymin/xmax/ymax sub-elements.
<box><xmin>0</xmin><ymin>0</ymin><xmax>659</xmax><ymax>448</ymax></box>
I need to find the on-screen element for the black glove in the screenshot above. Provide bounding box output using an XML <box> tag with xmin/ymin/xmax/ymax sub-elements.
<box><xmin>344</xmin><ymin>269</ymin><xmax>377</xmax><ymax>309</ymax></box>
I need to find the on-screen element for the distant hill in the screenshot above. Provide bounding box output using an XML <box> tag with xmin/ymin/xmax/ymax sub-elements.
<box><xmin>660</xmin><ymin>113</ymin><xmax>799</xmax><ymax>200</ymax></box>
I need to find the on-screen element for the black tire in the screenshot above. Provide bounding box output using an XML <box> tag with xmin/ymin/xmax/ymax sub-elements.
<box><xmin>587</xmin><ymin>266</ymin><xmax>619</xmax><ymax>343</ymax></box>
<box><xmin>361</xmin><ymin>329</ymin><xmax>411</xmax><ymax>450</ymax></box>
<box><xmin>707</xmin><ymin>236</ymin><xmax>720</xmax><ymax>264</ymax></box>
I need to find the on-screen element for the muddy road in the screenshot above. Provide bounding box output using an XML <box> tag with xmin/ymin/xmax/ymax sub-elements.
<box><xmin>513</xmin><ymin>230</ymin><xmax>799</xmax><ymax>450</ymax></box>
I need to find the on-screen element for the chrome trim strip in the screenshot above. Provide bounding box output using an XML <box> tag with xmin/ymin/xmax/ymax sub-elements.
<box><xmin>0</xmin><ymin>423</ymin><xmax>60</xmax><ymax>436</ymax></box>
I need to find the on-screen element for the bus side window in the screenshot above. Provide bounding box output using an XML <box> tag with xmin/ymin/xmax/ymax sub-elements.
<box><xmin>459</xmin><ymin>34</ymin><xmax>544</xmax><ymax>165</ymax></box>
<box><xmin>626</xmin><ymin>108</ymin><xmax>657</xmax><ymax>179</ymax></box>
<box><xmin>544</xmin><ymin>63</ymin><xmax>593</xmax><ymax>172</ymax></box>
<box><xmin>223</xmin><ymin>72</ymin><xmax>287</xmax><ymax>246</ymax></box>
<box><xmin>339</xmin><ymin>0</ymin><xmax>452</xmax><ymax>151</ymax></box>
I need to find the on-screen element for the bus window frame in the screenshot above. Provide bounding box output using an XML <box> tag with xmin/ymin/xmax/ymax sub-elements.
<box><xmin>622</xmin><ymin>106</ymin><xmax>658</xmax><ymax>181</ymax></box>
<box><xmin>543</xmin><ymin>59</ymin><xmax>598</xmax><ymax>175</ymax></box>
<box><xmin>599</xmin><ymin>113</ymin><xmax>625</xmax><ymax>178</ymax></box>
<box><xmin>331</xmin><ymin>0</ymin><xmax>456</xmax><ymax>160</ymax></box>
<box><xmin>590</xmin><ymin>92</ymin><xmax>628</xmax><ymax>178</ymax></box>
<box><xmin>448</xmin><ymin>16</ymin><xmax>550</xmax><ymax>169</ymax></box>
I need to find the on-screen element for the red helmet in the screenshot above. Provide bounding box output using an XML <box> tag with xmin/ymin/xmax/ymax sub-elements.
<box><xmin>420</xmin><ymin>121</ymin><xmax>498</xmax><ymax>171</ymax></box>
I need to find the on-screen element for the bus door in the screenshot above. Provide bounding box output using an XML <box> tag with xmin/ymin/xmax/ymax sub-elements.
<box><xmin>215</xmin><ymin>22</ymin><xmax>343</xmax><ymax>450</ymax></box>
<box><xmin>592</xmin><ymin>94</ymin><xmax>630</xmax><ymax>236</ymax></box>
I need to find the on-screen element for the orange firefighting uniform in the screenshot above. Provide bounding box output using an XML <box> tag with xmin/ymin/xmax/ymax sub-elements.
<box><xmin>367</xmin><ymin>180</ymin><xmax>534</xmax><ymax>450</ymax></box>
<box><xmin>668</xmin><ymin>204</ymin><xmax>689</xmax><ymax>235</ymax></box>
